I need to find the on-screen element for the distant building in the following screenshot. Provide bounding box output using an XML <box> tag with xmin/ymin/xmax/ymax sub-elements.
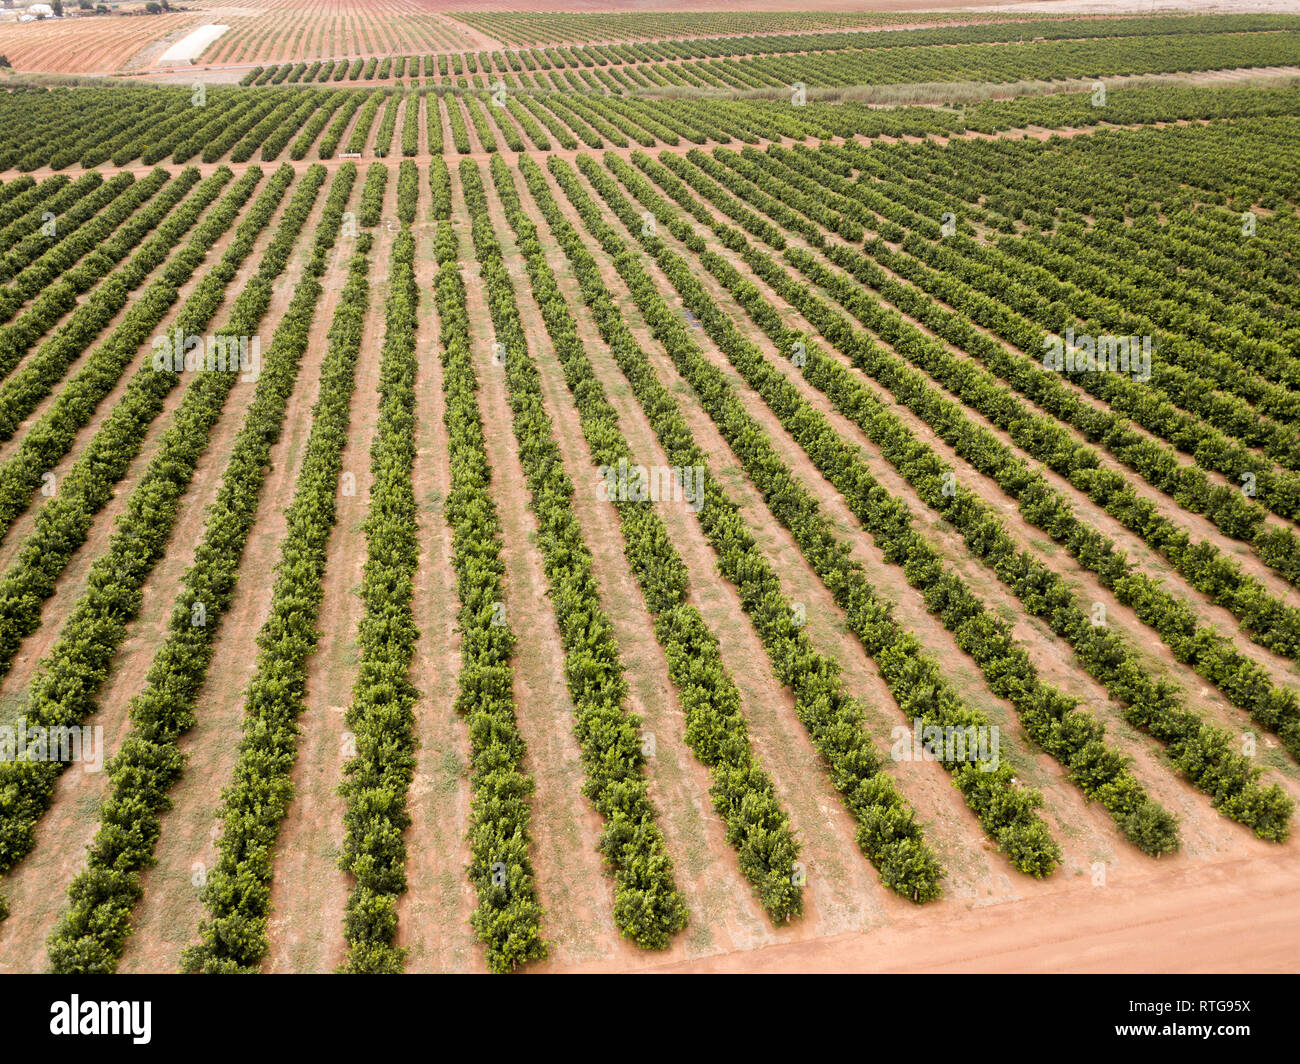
<box><xmin>28</xmin><ymin>3</ymin><xmax>54</xmax><ymax>15</ymax></box>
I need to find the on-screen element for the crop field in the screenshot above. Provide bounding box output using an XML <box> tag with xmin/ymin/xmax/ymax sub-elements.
<box><xmin>0</xmin><ymin>11</ymin><xmax>201</xmax><ymax>75</ymax></box>
<box><xmin>191</xmin><ymin>0</ymin><xmax>486</xmax><ymax>66</ymax></box>
<box><xmin>0</xmin><ymin>6</ymin><xmax>1296</xmax><ymax>981</ymax></box>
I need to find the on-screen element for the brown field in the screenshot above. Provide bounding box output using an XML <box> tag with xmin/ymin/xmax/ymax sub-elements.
<box><xmin>0</xmin><ymin>11</ymin><xmax>199</xmax><ymax>74</ymax></box>
<box><xmin>191</xmin><ymin>0</ymin><xmax>486</xmax><ymax>64</ymax></box>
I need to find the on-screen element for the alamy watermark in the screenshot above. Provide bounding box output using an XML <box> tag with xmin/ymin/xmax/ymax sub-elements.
<box><xmin>890</xmin><ymin>719</ymin><xmax>1000</xmax><ymax>771</ymax></box>
<box><xmin>151</xmin><ymin>328</ymin><xmax>261</xmax><ymax>383</ymax></box>
<box><xmin>1042</xmin><ymin>327</ymin><xmax>1151</xmax><ymax>382</ymax></box>
<box><xmin>595</xmin><ymin>457</ymin><xmax>707</xmax><ymax>512</ymax></box>
<box><xmin>0</xmin><ymin>722</ymin><xmax>103</xmax><ymax>773</ymax></box>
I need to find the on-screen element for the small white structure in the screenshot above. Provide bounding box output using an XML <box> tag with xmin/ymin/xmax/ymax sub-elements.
<box><xmin>28</xmin><ymin>4</ymin><xmax>54</xmax><ymax>16</ymax></box>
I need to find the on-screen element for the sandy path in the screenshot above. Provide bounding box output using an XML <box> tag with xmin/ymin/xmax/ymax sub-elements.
<box><xmin>562</xmin><ymin>845</ymin><xmax>1300</xmax><ymax>973</ymax></box>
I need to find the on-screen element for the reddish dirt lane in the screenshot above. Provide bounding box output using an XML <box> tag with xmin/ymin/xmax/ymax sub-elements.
<box><xmin>556</xmin><ymin>847</ymin><xmax>1300</xmax><ymax>973</ymax></box>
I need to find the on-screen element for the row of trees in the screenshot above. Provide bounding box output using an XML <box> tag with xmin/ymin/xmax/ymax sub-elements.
<box><xmin>515</xmin><ymin>94</ymin><xmax>575</xmax><ymax>150</ymax></box>
<box><xmin>500</xmin><ymin>154</ymin><xmax>804</xmax><ymax>922</ymax></box>
<box><xmin>463</xmin><ymin>158</ymin><xmax>691</xmax><ymax>946</ymax></box>
<box><xmin>1004</xmin><ymin>232</ymin><xmax>1300</xmax><ymax>448</ymax></box>
<box><xmin>904</xmin><ymin>129</ymin><xmax>1300</xmax><ymax>397</ymax></box>
<box><xmin>315</xmin><ymin>91</ymin><xmax>366</xmax><ymax>158</ymax></box>
<box><xmin>283</xmin><ymin>90</ymin><xmax>346</xmax><ymax>160</ymax></box>
<box><xmin>0</xmin><ymin>167</ymin><xmax>171</xmax><ymax>323</ymax></box>
<box><xmin>357</xmin><ymin>161</ymin><xmax>387</xmax><ymax>227</ymax></box>
<box><xmin>595</xmin><ymin>152</ymin><xmax>1069</xmax><ymax>874</ymax></box>
<box><xmin>434</xmin><ymin>208</ymin><xmax>547</xmax><ymax>973</ymax></box>
<box><xmin>169</xmin><ymin>94</ymin><xmax>269</xmax><ymax>165</ymax></box>
<box><xmin>778</xmin><ymin>137</ymin><xmax>1300</xmax><ymax>578</ymax></box>
<box><xmin>344</xmin><ymin>88</ymin><xmax>390</xmax><ymax>156</ymax></box>
<box><xmin>0</xmin><ymin>168</ymin><xmax>220</xmax><ymax>434</ymax></box>
<box><xmin>0</xmin><ymin>167</ymin><xmax>260</xmax><ymax>605</ymax></box>
<box><xmin>47</xmin><ymin>163</ymin><xmax>355</xmax><ymax>973</ymax></box>
<box><xmin>428</xmin><ymin>157</ymin><xmax>451</xmax><ymax>221</ymax></box>
<box><xmin>0</xmin><ymin>90</ymin><xmax>132</xmax><ymax>171</ymax></box>
<box><xmin>884</xmin><ymin>218</ymin><xmax>1300</xmax><ymax>557</ymax></box>
<box><xmin>98</xmin><ymin>95</ymin><xmax>191</xmax><ymax>169</ymax></box>
<box><xmin>446</xmin><ymin>94</ymin><xmax>471</xmax><ymax>154</ymax></box>
<box><xmin>628</xmin><ymin>149</ymin><xmax>1186</xmax><ymax>855</ymax></box>
<box><xmin>624</xmin><ymin>149</ymin><xmax>1292</xmax><ymax>841</ymax></box>
<box><xmin>396</xmin><ymin>160</ymin><xmax>418</xmax><ymax>225</ymax></box>
<box><xmin>0</xmin><ymin>172</ymin><xmax>123</xmax><ymax>283</ymax></box>
<box><xmin>801</xmin><ymin>234</ymin><xmax>1300</xmax><ymax>750</ymax></box>
<box><xmin>370</xmin><ymin>90</ymin><xmax>403</xmax><ymax>157</ymax></box>
<box><xmin>833</xmin><ymin>138</ymin><xmax>1300</xmax><ymax>532</ymax></box>
<box><xmin>401</xmin><ymin>90</ymin><xmax>420</xmax><ymax>156</ymax></box>
<box><xmin>336</xmin><ymin>219</ymin><xmax>420</xmax><ymax>973</ymax></box>
<box><xmin>547</xmin><ymin>154</ymin><xmax>947</xmax><ymax>899</ymax></box>
<box><xmin>0</xmin><ymin>166</ymin><xmax>312</xmax><ymax>877</ymax></box>
<box><xmin>183</xmin><ymin>187</ymin><xmax>372</xmax><ymax>975</ymax></box>
<box><xmin>483</xmin><ymin>94</ymin><xmax>526</xmax><ymax>152</ymax></box>
<box><xmin>719</xmin><ymin>145</ymin><xmax>1300</xmax><ymax>707</ymax></box>
<box><xmin>225</xmin><ymin>95</ymin><xmax>301</xmax><ymax>164</ymax></box>
<box><xmin>244</xmin><ymin>93</ymin><xmax>318</xmax><ymax>163</ymax></box>
<box><xmin>0</xmin><ymin>173</ymin><xmax>78</xmax><ymax>252</ymax></box>
<box><xmin>461</xmin><ymin>95</ymin><xmax>497</xmax><ymax>153</ymax></box>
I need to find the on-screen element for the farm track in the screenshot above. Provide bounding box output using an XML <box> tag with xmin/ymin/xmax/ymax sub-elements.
<box><xmin>566</xmin><ymin>845</ymin><xmax>1300</xmax><ymax>973</ymax></box>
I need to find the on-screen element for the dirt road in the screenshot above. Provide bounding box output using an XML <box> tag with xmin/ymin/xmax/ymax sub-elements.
<box><xmin>547</xmin><ymin>848</ymin><xmax>1300</xmax><ymax>973</ymax></box>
